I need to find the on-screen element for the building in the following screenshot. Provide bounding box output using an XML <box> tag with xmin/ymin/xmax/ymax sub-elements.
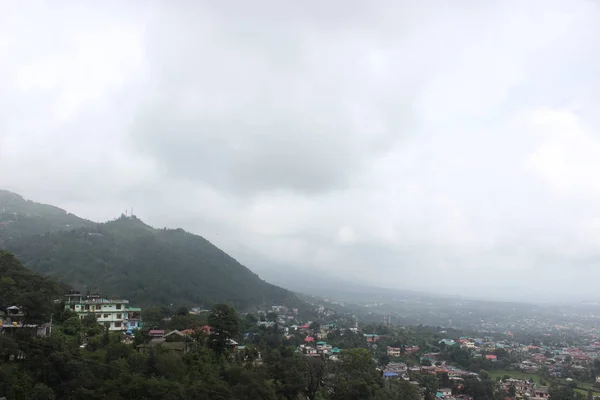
<box><xmin>63</xmin><ymin>290</ymin><xmax>142</xmax><ymax>331</ymax></box>
<box><xmin>0</xmin><ymin>306</ymin><xmax>52</xmax><ymax>337</ymax></box>
<box><xmin>126</xmin><ymin>307</ymin><xmax>142</xmax><ymax>331</ymax></box>
<box><xmin>388</xmin><ymin>346</ymin><xmax>403</xmax><ymax>357</ymax></box>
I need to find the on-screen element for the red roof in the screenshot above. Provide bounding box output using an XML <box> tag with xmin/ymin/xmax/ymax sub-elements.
<box><xmin>179</xmin><ymin>326</ymin><xmax>212</xmax><ymax>335</ymax></box>
<box><xmin>304</xmin><ymin>336</ymin><xmax>315</xmax><ymax>342</ymax></box>
<box><xmin>485</xmin><ymin>355</ymin><xmax>497</xmax><ymax>360</ymax></box>
<box><xmin>149</xmin><ymin>330</ymin><xmax>164</xmax><ymax>335</ymax></box>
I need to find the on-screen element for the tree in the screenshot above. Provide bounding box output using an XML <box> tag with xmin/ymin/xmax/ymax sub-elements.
<box><xmin>176</xmin><ymin>306</ymin><xmax>189</xmax><ymax>316</ymax></box>
<box><xmin>81</xmin><ymin>313</ymin><xmax>98</xmax><ymax>329</ymax></box>
<box><xmin>375</xmin><ymin>380</ymin><xmax>420</xmax><ymax>400</ymax></box>
<box><xmin>208</xmin><ymin>304</ymin><xmax>239</xmax><ymax>354</ymax></box>
<box><xmin>266</xmin><ymin>311</ymin><xmax>278</xmax><ymax>322</ymax></box>
<box><xmin>63</xmin><ymin>316</ymin><xmax>82</xmax><ymax>335</ymax></box>
<box><xmin>565</xmin><ymin>355</ymin><xmax>573</xmax><ymax>363</ymax></box>
<box><xmin>329</xmin><ymin>348</ymin><xmax>382</xmax><ymax>400</ymax></box>
<box><xmin>31</xmin><ymin>383</ymin><xmax>56</xmax><ymax>400</ymax></box>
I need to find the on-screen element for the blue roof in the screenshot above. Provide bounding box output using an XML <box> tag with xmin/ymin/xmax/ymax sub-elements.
<box><xmin>384</xmin><ymin>372</ymin><xmax>399</xmax><ymax>377</ymax></box>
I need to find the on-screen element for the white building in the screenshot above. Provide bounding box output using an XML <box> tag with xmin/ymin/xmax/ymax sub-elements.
<box><xmin>64</xmin><ymin>291</ymin><xmax>141</xmax><ymax>331</ymax></box>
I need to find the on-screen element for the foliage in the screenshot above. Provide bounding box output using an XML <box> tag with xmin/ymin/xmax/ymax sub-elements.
<box><xmin>0</xmin><ymin>301</ymin><xmax>416</xmax><ymax>400</ymax></box>
<box><xmin>0</xmin><ymin>251</ymin><xmax>64</xmax><ymax>324</ymax></box>
<box><xmin>208</xmin><ymin>304</ymin><xmax>239</xmax><ymax>354</ymax></box>
<box><xmin>0</xmin><ymin>190</ymin><xmax>92</xmax><ymax>243</ymax></box>
<box><xmin>1</xmin><ymin>191</ymin><xmax>306</xmax><ymax>310</ymax></box>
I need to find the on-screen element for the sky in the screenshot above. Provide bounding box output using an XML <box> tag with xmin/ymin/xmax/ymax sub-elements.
<box><xmin>1</xmin><ymin>0</ymin><xmax>600</xmax><ymax>302</ymax></box>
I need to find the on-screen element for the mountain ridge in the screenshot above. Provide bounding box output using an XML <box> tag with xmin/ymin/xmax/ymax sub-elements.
<box><xmin>0</xmin><ymin>190</ymin><xmax>305</xmax><ymax>311</ymax></box>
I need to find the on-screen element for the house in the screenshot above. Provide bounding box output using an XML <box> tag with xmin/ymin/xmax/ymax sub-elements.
<box><xmin>532</xmin><ymin>387</ymin><xmax>549</xmax><ymax>399</ymax></box>
<box><xmin>63</xmin><ymin>291</ymin><xmax>142</xmax><ymax>332</ymax></box>
<box><xmin>329</xmin><ymin>347</ymin><xmax>341</xmax><ymax>361</ymax></box>
<box><xmin>2</xmin><ymin>306</ymin><xmax>26</xmax><ymax>327</ymax></box>
<box><xmin>149</xmin><ymin>329</ymin><xmax>165</xmax><ymax>339</ymax></box>
<box><xmin>0</xmin><ymin>306</ymin><xmax>52</xmax><ymax>337</ymax></box>
<box><xmin>388</xmin><ymin>346</ymin><xmax>402</xmax><ymax>357</ymax></box>
<box><xmin>439</xmin><ymin>339</ymin><xmax>456</xmax><ymax>347</ymax></box>
<box><xmin>485</xmin><ymin>354</ymin><xmax>497</xmax><ymax>361</ymax></box>
<box><xmin>316</xmin><ymin>342</ymin><xmax>333</xmax><ymax>353</ymax></box>
<box><xmin>364</xmin><ymin>334</ymin><xmax>380</xmax><ymax>343</ymax></box>
<box><xmin>297</xmin><ymin>344</ymin><xmax>318</xmax><ymax>355</ymax></box>
<box><xmin>125</xmin><ymin>307</ymin><xmax>142</xmax><ymax>330</ymax></box>
<box><xmin>164</xmin><ymin>330</ymin><xmax>185</xmax><ymax>340</ymax></box>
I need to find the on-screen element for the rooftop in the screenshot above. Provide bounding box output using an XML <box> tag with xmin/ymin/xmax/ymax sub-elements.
<box><xmin>68</xmin><ymin>298</ymin><xmax>130</xmax><ymax>304</ymax></box>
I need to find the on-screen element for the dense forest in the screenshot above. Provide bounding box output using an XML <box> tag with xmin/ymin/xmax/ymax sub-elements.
<box><xmin>0</xmin><ymin>254</ymin><xmax>419</xmax><ymax>399</ymax></box>
<box><xmin>0</xmin><ymin>190</ymin><xmax>304</xmax><ymax>310</ymax></box>
<box><xmin>0</xmin><ymin>190</ymin><xmax>92</xmax><ymax>241</ymax></box>
<box><xmin>0</xmin><ymin>305</ymin><xmax>424</xmax><ymax>400</ymax></box>
<box><xmin>0</xmin><ymin>251</ymin><xmax>64</xmax><ymax>324</ymax></box>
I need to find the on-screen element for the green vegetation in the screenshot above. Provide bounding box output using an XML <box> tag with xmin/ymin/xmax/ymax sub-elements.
<box><xmin>0</xmin><ymin>261</ymin><xmax>420</xmax><ymax>400</ymax></box>
<box><xmin>488</xmin><ymin>369</ymin><xmax>542</xmax><ymax>383</ymax></box>
<box><xmin>0</xmin><ymin>190</ymin><xmax>92</xmax><ymax>242</ymax></box>
<box><xmin>0</xmin><ymin>190</ymin><xmax>304</xmax><ymax>310</ymax></box>
<box><xmin>0</xmin><ymin>251</ymin><xmax>64</xmax><ymax>324</ymax></box>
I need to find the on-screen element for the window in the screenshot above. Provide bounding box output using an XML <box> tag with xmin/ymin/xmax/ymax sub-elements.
<box><xmin>85</xmin><ymin>305</ymin><xmax>90</xmax><ymax>310</ymax></box>
<box><xmin>70</xmin><ymin>305</ymin><xmax>75</xmax><ymax>310</ymax></box>
<box><xmin>114</xmin><ymin>322</ymin><xmax>122</xmax><ymax>328</ymax></box>
<box><xmin>95</xmin><ymin>305</ymin><xmax>101</xmax><ymax>311</ymax></box>
<box><xmin>104</xmin><ymin>314</ymin><xmax>109</xmax><ymax>318</ymax></box>
<box><xmin>116</xmin><ymin>304</ymin><xmax>122</xmax><ymax>310</ymax></box>
<box><xmin>116</xmin><ymin>314</ymin><xmax>122</xmax><ymax>319</ymax></box>
<box><xmin>96</xmin><ymin>314</ymin><xmax>101</xmax><ymax>319</ymax></box>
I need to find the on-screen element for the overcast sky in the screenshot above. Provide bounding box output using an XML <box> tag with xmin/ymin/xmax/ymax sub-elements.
<box><xmin>1</xmin><ymin>1</ymin><xmax>600</xmax><ymax>302</ymax></box>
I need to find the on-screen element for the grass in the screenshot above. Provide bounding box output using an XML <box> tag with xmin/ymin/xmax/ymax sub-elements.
<box><xmin>488</xmin><ymin>369</ymin><xmax>543</xmax><ymax>383</ymax></box>
<box><xmin>573</xmin><ymin>382</ymin><xmax>600</xmax><ymax>394</ymax></box>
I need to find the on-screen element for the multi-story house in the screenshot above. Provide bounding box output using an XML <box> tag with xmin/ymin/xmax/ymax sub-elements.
<box><xmin>0</xmin><ymin>306</ymin><xmax>52</xmax><ymax>337</ymax></box>
<box><xmin>63</xmin><ymin>290</ymin><xmax>142</xmax><ymax>331</ymax></box>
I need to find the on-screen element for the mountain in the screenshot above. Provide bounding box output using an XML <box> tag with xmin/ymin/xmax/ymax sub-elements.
<box><xmin>0</xmin><ymin>190</ymin><xmax>304</xmax><ymax>310</ymax></box>
<box><xmin>0</xmin><ymin>190</ymin><xmax>93</xmax><ymax>241</ymax></box>
<box><xmin>0</xmin><ymin>250</ymin><xmax>64</xmax><ymax>323</ymax></box>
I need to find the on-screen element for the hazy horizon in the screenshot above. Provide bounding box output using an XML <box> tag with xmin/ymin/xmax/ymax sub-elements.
<box><xmin>2</xmin><ymin>1</ymin><xmax>600</xmax><ymax>303</ymax></box>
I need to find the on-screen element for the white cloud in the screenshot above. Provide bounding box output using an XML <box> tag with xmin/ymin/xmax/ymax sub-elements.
<box><xmin>1</xmin><ymin>0</ymin><xmax>600</xmax><ymax>301</ymax></box>
<box><xmin>525</xmin><ymin>108</ymin><xmax>600</xmax><ymax>197</ymax></box>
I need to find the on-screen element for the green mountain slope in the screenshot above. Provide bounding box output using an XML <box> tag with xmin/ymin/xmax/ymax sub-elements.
<box><xmin>0</xmin><ymin>191</ymin><xmax>303</xmax><ymax>310</ymax></box>
<box><xmin>0</xmin><ymin>190</ymin><xmax>93</xmax><ymax>242</ymax></box>
<box><xmin>0</xmin><ymin>251</ymin><xmax>64</xmax><ymax>324</ymax></box>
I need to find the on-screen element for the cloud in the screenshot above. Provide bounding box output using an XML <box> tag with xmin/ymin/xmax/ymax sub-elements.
<box><xmin>1</xmin><ymin>0</ymin><xmax>600</xmax><ymax>302</ymax></box>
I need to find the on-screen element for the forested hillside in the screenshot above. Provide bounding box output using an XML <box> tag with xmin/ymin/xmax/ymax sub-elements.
<box><xmin>0</xmin><ymin>191</ymin><xmax>303</xmax><ymax>310</ymax></box>
<box><xmin>0</xmin><ymin>301</ymin><xmax>420</xmax><ymax>400</ymax></box>
<box><xmin>0</xmin><ymin>251</ymin><xmax>64</xmax><ymax>324</ymax></box>
<box><xmin>0</xmin><ymin>190</ymin><xmax>93</xmax><ymax>242</ymax></box>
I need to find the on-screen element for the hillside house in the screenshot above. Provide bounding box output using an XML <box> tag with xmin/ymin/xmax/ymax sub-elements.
<box><xmin>149</xmin><ymin>330</ymin><xmax>165</xmax><ymax>339</ymax></box>
<box><xmin>388</xmin><ymin>346</ymin><xmax>402</xmax><ymax>357</ymax></box>
<box><xmin>364</xmin><ymin>334</ymin><xmax>380</xmax><ymax>343</ymax></box>
<box><xmin>0</xmin><ymin>306</ymin><xmax>52</xmax><ymax>337</ymax></box>
<box><xmin>64</xmin><ymin>291</ymin><xmax>142</xmax><ymax>332</ymax></box>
